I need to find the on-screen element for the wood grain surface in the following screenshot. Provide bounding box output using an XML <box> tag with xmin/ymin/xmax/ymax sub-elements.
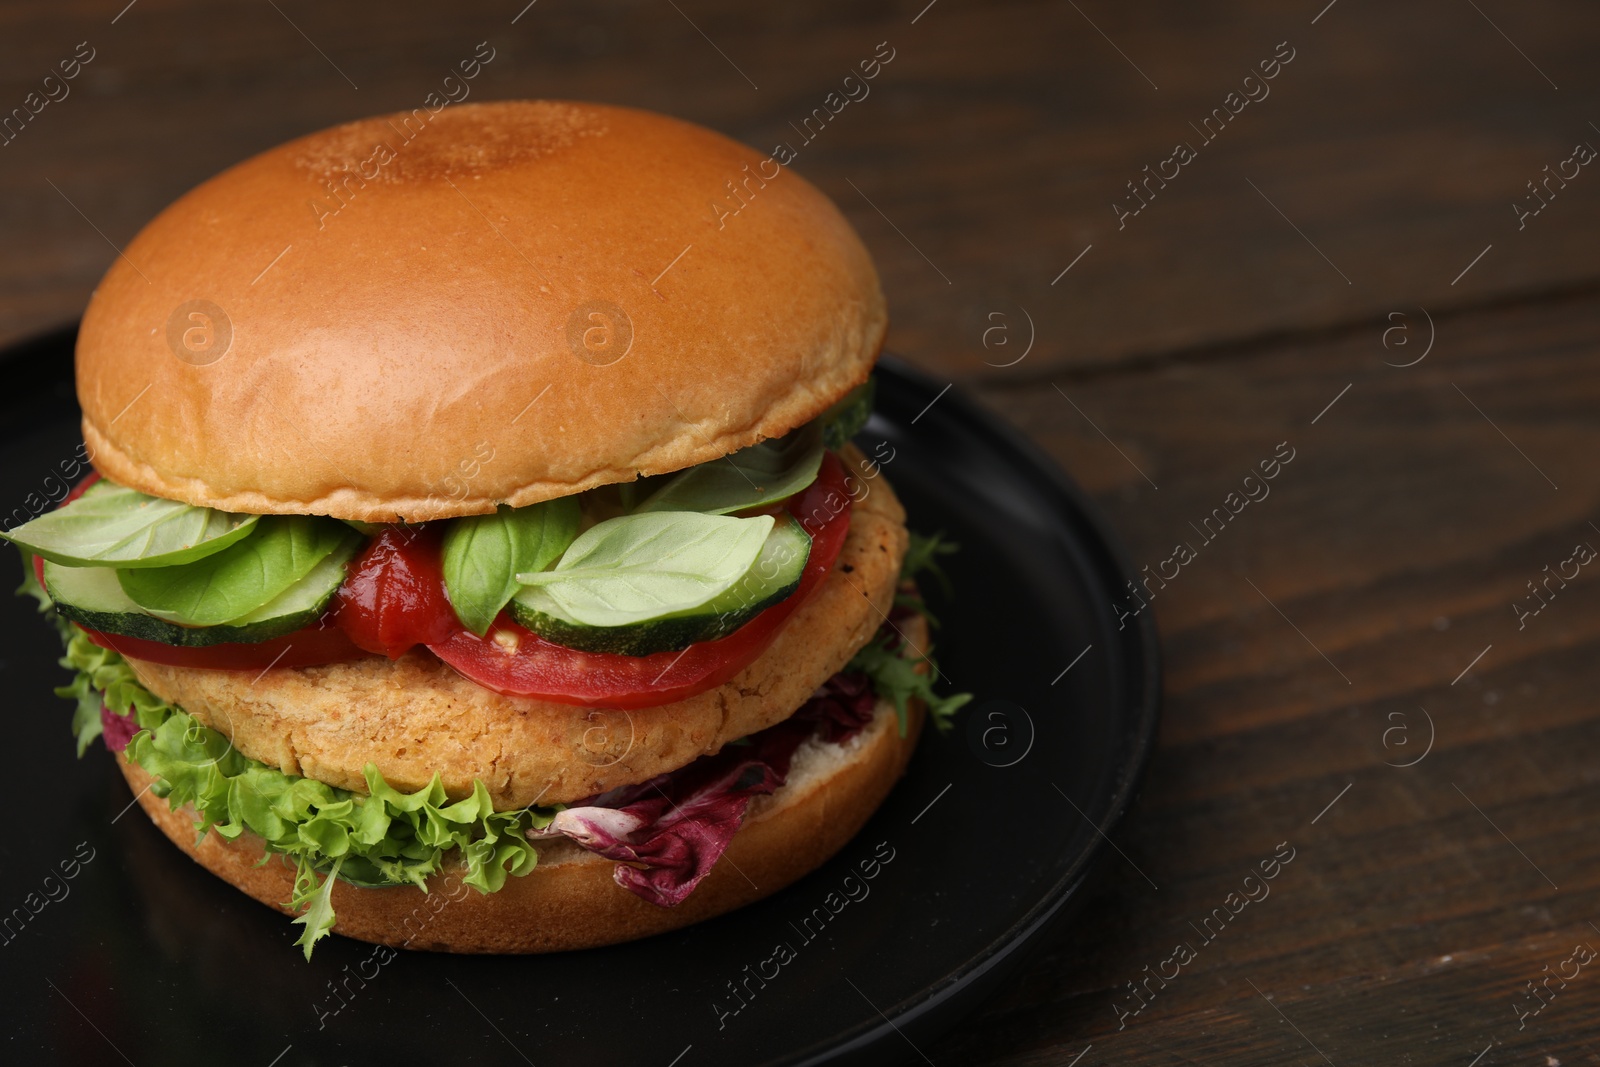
<box><xmin>4</xmin><ymin>1</ymin><xmax>1600</xmax><ymax>1064</ymax></box>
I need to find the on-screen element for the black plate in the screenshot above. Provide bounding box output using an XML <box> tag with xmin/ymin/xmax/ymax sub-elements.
<box><xmin>0</xmin><ymin>330</ymin><xmax>1160</xmax><ymax>1067</ymax></box>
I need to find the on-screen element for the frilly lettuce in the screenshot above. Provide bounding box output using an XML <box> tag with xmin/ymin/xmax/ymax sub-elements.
<box><xmin>851</xmin><ymin>530</ymin><xmax>972</xmax><ymax>735</ymax></box>
<box><xmin>845</xmin><ymin>631</ymin><xmax>970</xmax><ymax>736</ymax></box>
<box><xmin>57</xmin><ymin>629</ymin><xmax>556</xmax><ymax>958</ymax></box>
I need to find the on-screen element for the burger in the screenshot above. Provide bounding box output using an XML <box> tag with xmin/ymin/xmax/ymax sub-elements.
<box><xmin>10</xmin><ymin>101</ymin><xmax>969</xmax><ymax>956</ymax></box>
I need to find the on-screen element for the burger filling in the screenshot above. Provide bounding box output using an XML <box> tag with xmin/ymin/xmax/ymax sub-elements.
<box><xmin>43</xmin><ymin>545</ymin><xmax>964</xmax><ymax>957</ymax></box>
<box><xmin>17</xmin><ymin>375</ymin><xmax>970</xmax><ymax>957</ymax></box>
<box><xmin>7</xmin><ymin>381</ymin><xmax>878</xmax><ymax>708</ymax></box>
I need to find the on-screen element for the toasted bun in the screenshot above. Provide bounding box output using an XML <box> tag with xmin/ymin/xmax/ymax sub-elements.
<box><xmin>119</xmin><ymin>688</ymin><xmax>924</xmax><ymax>954</ymax></box>
<box><xmin>76</xmin><ymin>101</ymin><xmax>886</xmax><ymax>521</ymax></box>
<box><xmin>122</xmin><ymin>445</ymin><xmax>907</xmax><ymax>807</ymax></box>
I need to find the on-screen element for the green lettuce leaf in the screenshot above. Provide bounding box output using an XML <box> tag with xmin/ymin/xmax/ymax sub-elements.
<box><xmin>849</xmin><ymin>529</ymin><xmax>972</xmax><ymax>735</ymax></box>
<box><xmin>291</xmin><ymin>856</ymin><xmax>343</xmax><ymax>960</ymax></box>
<box><xmin>847</xmin><ymin>632</ymin><xmax>971</xmax><ymax>736</ymax></box>
<box><xmin>57</xmin><ymin>630</ymin><xmax>556</xmax><ymax>958</ymax></box>
<box><xmin>898</xmin><ymin>530</ymin><xmax>958</xmax><ymax>607</ymax></box>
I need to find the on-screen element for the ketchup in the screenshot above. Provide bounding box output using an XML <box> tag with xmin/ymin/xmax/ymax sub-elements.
<box><xmin>332</xmin><ymin>526</ymin><xmax>459</xmax><ymax>658</ymax></box>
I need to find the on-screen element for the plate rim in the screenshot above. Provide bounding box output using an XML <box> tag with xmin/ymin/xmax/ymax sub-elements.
<box><xmin>771</xmin><ymin>354</ymin><xmax>1164</xmax><ymax>1065</ymax></box>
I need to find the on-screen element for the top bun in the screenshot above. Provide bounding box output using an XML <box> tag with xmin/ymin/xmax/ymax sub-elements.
<box><xmin>76</xmin><ymin>101</ymin><xmax>885</xmax><ymax>521</ymax></box>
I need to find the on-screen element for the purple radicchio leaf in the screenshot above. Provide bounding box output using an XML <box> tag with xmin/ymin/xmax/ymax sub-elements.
<box><xmin>530</xmin><ymin>663</ymin><xmax>882</xmax><ymax>906</ymax></box>
<box><xmin>101</xmin><ymin>703</ymin><xmax>139</xmax><ymax>754</ymax></box>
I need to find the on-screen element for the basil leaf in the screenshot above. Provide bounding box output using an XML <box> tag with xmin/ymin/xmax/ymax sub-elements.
<box><xmin>515</xmin><ymin>512</ymin><xmax>774</xmax><ymax>627</ymax></box>
<box><xmin>117</xmin><ymin>516</ymin><xmax>359</xmax><ymax>626</ymax></box>
<box><xmin>442</xmin><ymin>498</ymin><xmax>580</xmax><ymax>636</ymax></box>
<box><xmin>632</xmin><ymin>424</ymin><xmax>823</xmax><ymax>515</ymax></box>
<box><xmin>1</xmin><ymin>481</ymin><xmax>259</xmax><ymax>569</ymax></box>
<box><xmin>819</xmin><ymin>377</ymin><xmax>875</xmax><ymax>450</ymax></box>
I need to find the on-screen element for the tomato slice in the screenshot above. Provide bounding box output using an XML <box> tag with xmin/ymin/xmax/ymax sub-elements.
<box><xmin>428</xmin><ymin>451</ymin><xmax>855</xmax><ymax>708</ymax></box>
<box><xmin>77</xmin><ymin>621</ymin><xmax>369</xmax><ymax>670</ymax></box>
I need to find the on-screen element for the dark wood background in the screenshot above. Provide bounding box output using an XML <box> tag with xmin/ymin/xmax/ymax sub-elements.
<box><xmin>5</xmin><ymin>1</ymin><xmax>1600</xmax><ymax>1063</ymax></box>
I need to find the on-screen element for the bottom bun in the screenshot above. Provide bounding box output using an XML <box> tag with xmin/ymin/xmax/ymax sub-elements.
<box><xmin>121</xmin><ymin>684</ymin><xmax>925</xmax><ymax>954</ymax></box>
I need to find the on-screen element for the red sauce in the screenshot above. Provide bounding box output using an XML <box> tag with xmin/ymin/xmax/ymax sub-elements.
<box><xmin>332</xmin><ymin>527</ymin><xmax>458</xmax><ymax>658</ymax></box>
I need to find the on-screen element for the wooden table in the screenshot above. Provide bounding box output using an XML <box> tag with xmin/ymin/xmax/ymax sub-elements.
<box><xmin>5</xmin><ymin>1</ymin><xmax>1599</xmax><ymax>1062</ymax></box>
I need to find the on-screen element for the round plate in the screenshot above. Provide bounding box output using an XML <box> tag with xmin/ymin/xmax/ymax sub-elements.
<box><xmin>0</xmin><ymin>331</ymin><xmax>1160</xmax><ymax>1067</ymax></box>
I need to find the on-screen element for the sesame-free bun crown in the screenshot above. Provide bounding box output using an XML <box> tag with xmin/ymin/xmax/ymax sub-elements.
<box><xmin>76</xmin><ymin>101</ymin><xmax>886</xmax><ymax>521</ymax></box>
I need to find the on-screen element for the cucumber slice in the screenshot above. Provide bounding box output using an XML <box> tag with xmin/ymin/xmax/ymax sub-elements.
<box><xmin>45</xmin><ymin>542</ymin><xmax>358</xmax><ymax>647</ymax></box>
<box><xmin>509</xmin><ymin>513</ymin><xmax>813</xmax><ymax>656</ymax></box>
